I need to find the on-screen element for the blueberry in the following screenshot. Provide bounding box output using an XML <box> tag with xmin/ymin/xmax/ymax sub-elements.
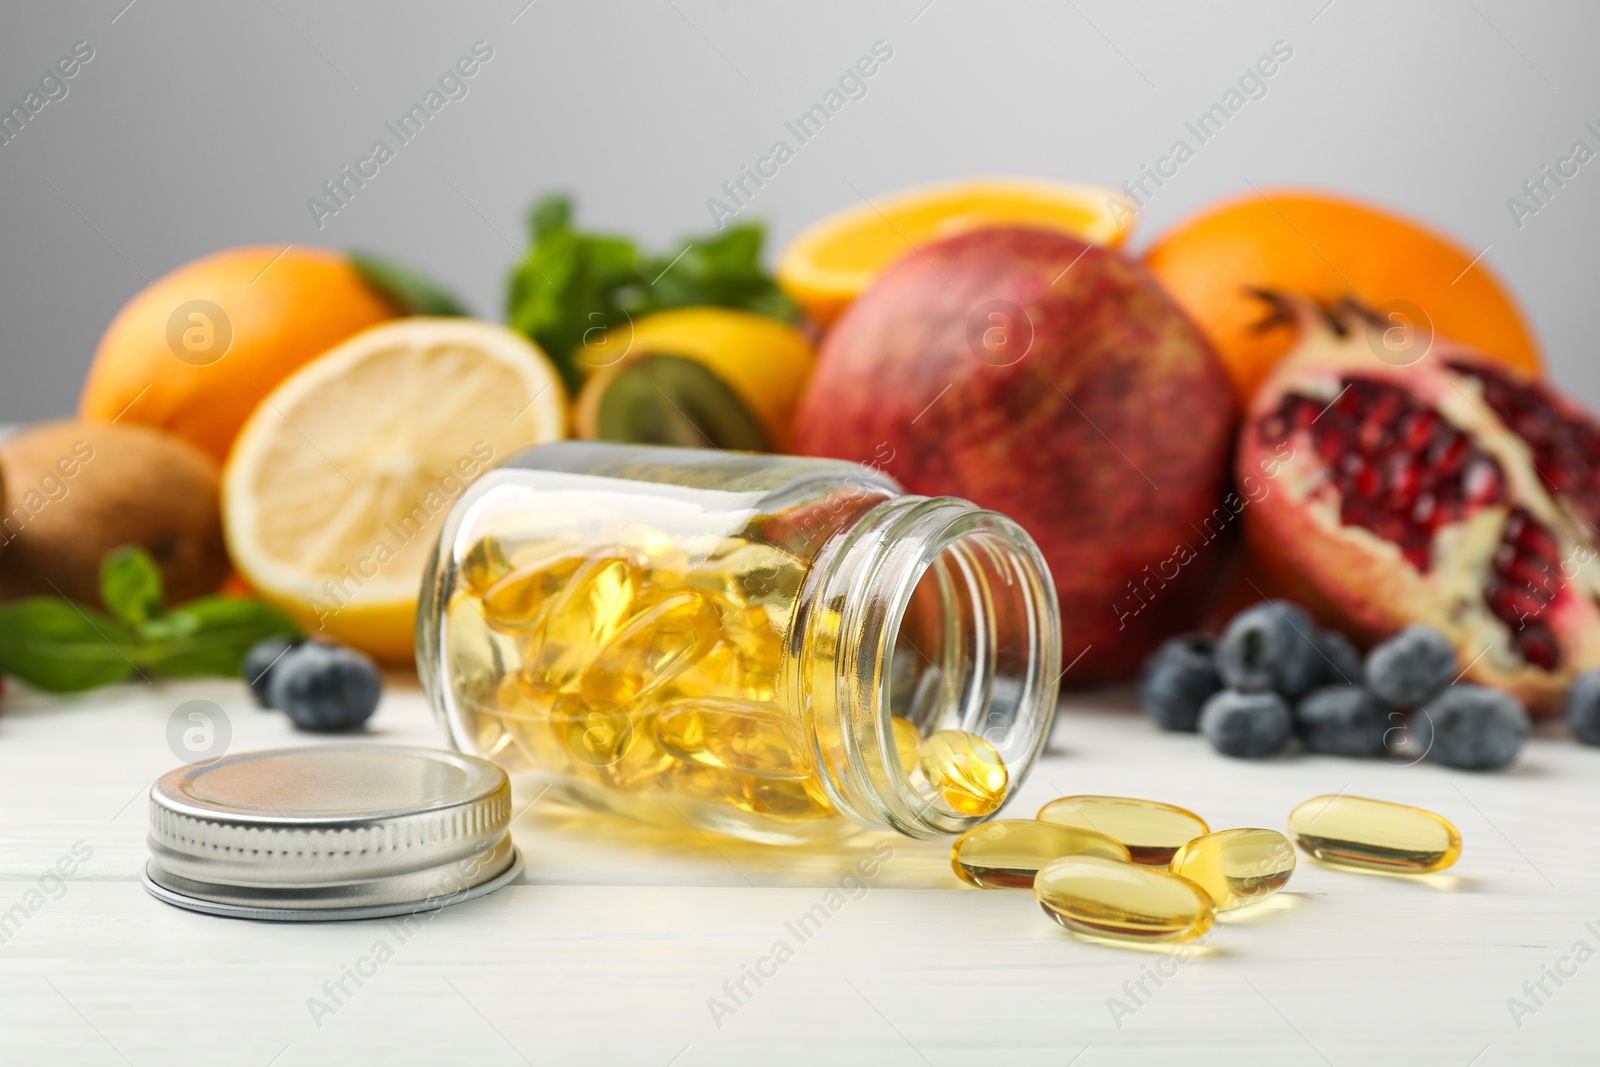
<box><xmin>1295</xmin><ymin>685</ymin><xmax>1391</xmax><ymax>757</ymax></box>
<box><xmin>1140</xmin><ymin>634</ymin><xmax>1221</xmax><ymax>732</ymax></box>
<box><xmin>241</xmin><ymin>635</ymin><xmax>302</xmax><ymax>708</ymax></box>
<box><xmin>1413</xmin><ymin>685</ymin><xmax>1529</xmax><ymax>770</ymax></box>
<box><xmin>1216</xmin><ymin>601</ymin><xmax>1320</xmax><ymax>700</ymax></box>
<box><xmin>1199</xmin><ymin>689</ymin><xmax>1294</xmax><ymax>759</ymax></box>
<box><xmin>1565</xmin><ymin>671</ymin><xmax>1600</xmax><ymax>745</ymax></box>
<box><xmin>1365</xmin><ymin>626</ymin><xmax>1458</xmax><ymax>708</ymax></box>
<box><xmin>1314</xmin><ymin>628</ymin><xmax>1364</xmax><ymax>688</ymax></box>
<box><xmin>268</xmin><ymin>642</ymin><xmax>382</xmax><ymax>732</ymax></box>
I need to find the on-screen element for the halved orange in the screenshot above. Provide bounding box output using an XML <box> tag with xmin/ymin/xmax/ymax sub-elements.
<box><xmin>1144</xmin><ymin>188</ymin><xmax>1542</xmax><ymax>403</ymax></box>
<box><xmin>777</xmin><ymin>177</ymin><xmax>1129</xmax><ymax>325</ymax></box>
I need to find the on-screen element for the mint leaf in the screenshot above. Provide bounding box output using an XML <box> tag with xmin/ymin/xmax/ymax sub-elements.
<box><xmin>504</xmin><ymin>194</ymin><xmax>795</xmax><ymax>391</ymax></box>
<box><xmin>138</xmin><ymin>596</ymin><xmax>301</xmax><ymax>678</ymax></box>
<box><xmin>506</xmin><ymin>200</ymin><xmax>641</xmax><ymax>391</ymax></box>
<box><xmin>101</xmin><ymin>546</ymin><xmax>164</xmax><ymax>629</ymax></box>
<box><xmin>352</xmin><ymin>252</ymin><xmax>470</xmax><ymax>317</ymax></box>
<box><xmin>530</xmin><ymin>192</ymin><xmax>573</xmax><ymax>236</ymax></box>
<box><xmin>0</xmin><ymin>598</ymin><xmax>137</xmax><ymax>693</ymax></box>
<box><xmin>638</xmin><ymin>226</ymin><xmax>799</xmax><ymax>322</ymax></box>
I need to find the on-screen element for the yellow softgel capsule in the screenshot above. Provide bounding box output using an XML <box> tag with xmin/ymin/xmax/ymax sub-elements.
<box><xmin>578</xmin><ymin>590</ymin><xmax>723</xmax><ymax>705</ymax></box>
<box><xmin>889</xmin><ymin>716</ymin><xmax>922</xmax><ymax>775</ymax></box>
<box><xmin>1169</xmin><ymin>828</ymin><xmax>1295</xmax><ymax>910</ymax></box>
<box><xmin>723</xmin><ymin>772</ymin><xmax>835</xmax><ymax>822</ymax></box>
<box><xmin>458</xmin><ymin>535</ymin><xmax>514</xmax><ymax>596</ymax></box>
<box><xmin>529</xmin><ymin>550</ymin><xmax>642</xmax><ymax>687</ymax></box>
<box><xmin>1036</xmin><ymin>796</ymin><xmax>1209</xmax><ymax>866</ymax></box>
<box><xmin>952</xmin><ymin>819</ymin><xmax>1130</xmax><ymax>889</ymax></box>
<box><xmin>1034</xmin><ymin>855</ymin><xmax>1216</xmax><ymax>944</ymax></box>
<box><xmin>918</xmin><ymin>730</ymin><xmax>1008</xmax><ymax>816</ymax></box>
<box><xmin>1288</xmin><ymin>794</ymin><xmax>1462</xmax><ymax>874</ymax></box>
<box><xmin>719</xmin><ymin>602</ymin><xmax>786</xmax><ymax>674</ymax></box>
<box><xmin>480</xmin><ymin>551</ymin><xmax>585</xmax><ymax>629</ymax></box>
<box><xmin>687</xmin><ymin>539</ymin><xmax>808</xmax><ymax>606</ymax></box>
<box><xmin>654</xmin><ymin>696</ymin><xmax>809</xmax><ymax>779</ymax></box>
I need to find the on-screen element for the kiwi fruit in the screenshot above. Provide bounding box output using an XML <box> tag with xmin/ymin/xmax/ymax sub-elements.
<box><xmin>594</xmin><ymin>354</ymin><xmax>771</xmax><ymax>451</ymax></box>
<box><xmin>0</xmin><ymin>420</ymin><xmax>229</xmax><ymax>608</ymax></box>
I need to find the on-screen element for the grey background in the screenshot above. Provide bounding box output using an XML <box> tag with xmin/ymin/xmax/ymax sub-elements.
<box><xmin>1</xmin><ymin>0</ymin><xmax>1596</xmax><ymax>422</ymax></box>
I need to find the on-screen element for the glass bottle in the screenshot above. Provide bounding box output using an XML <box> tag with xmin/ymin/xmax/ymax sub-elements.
<box><xmin>418</xmin><ymin>442</ymin><xmax>1061</xmax><ymax>845</ymax></box>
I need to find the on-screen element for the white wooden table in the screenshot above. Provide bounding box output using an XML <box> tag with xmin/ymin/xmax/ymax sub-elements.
<box><xmin>0</xmin><ymin>676</ymin><xmax>1593</xmax><ymax>1066</ymax></box>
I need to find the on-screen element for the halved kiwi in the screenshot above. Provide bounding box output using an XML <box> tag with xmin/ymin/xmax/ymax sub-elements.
<box><xmin>594</xmin><ymin>354</ymin><xmax>771</xmax><ymax>451</ymax></box>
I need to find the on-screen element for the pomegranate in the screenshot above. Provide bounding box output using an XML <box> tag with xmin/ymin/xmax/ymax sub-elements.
<box><xmin>793</xmin><ymin>227</ymin><xmax>1237</xmax><ymax>681</ymax></box>
<box><xmin>1240</xmin><ymin>300</ymin><xmax>1600</xmax><ymax>712</ymax></box>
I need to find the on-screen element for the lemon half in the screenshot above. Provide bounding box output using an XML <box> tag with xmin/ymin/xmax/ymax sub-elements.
<box><xmin>223</xmin><ymin>317</ymin><xmax>566</xmax><ymax>661</ymax></box>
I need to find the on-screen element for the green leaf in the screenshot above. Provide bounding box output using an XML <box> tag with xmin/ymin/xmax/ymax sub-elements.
<box><xmin>0</xmin><ymin>598</ymin><xmax>137</xmax><ymax>693</ymax></box>
<box><xmin>138</xmin><ymin>597</ymin><xmax>302</xmax><ymax>679</ymax></box>
<box><xmin>640</xmin><ymin>225</ymin><xmax>799</xmax><ymax>322</ymax></box>
<box><xmin>505</xmin><ymin>209</ymin><xmax>642</xmax><ymax>392</ymax></box>
<box><xmin>352</xmin><ymin>252</ymin><xmax>471</xmax><ymax>317</ymax></box>
<box><xmin>100</xmin><ymin>546</ymin><xmax>164</xmax><ymax>629</ymax></box>
<box><xmin>503</xmin><ymin>193</ymin><xmax>796</xmax><ymax>391</ymax></box>
<box><xmin>529</xmin><ymin>193</ymin><xmax>573</xmax><ymax>237</ymax></box>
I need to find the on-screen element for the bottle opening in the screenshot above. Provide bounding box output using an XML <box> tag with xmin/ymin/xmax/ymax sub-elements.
<box><xmin>796</xmin><ymin>497</ymin><xmax>1062</xmax><ymax>838</ymax></box>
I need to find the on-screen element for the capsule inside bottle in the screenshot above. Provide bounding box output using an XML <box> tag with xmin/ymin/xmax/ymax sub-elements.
<box><xmin>1036</xmin><ymin>795</ymin><xmax>1209</xmax><ymax>866</ymax></box>
<box><xmin>654</xmin><ymin>696</ymin><xmax>809</xmax><ymax>779</ymax></box>
<box><xmin>918</xmin><ymin>730</ymin><xmax>1009</xmax><ymax>816</ymax></box>
<box><xmin>1288</xmin><ymin>794</ymin><xmax>1462</xmax><ymax>874</ymax></box>
<box><xmin>1169</xmin><ymin>828</ymin><xmax>1295</xmax><ymax>910</ymax></box>
<box><xmin>952</xmin><ymin>819</ymin><xmax>1130</xmax><ymax>889</ymax></box>
<box><xmin>1034</xmin><ymin>855</ymin><xmax>1216</xmax><ymax>944</ymax></box>
<box><xmin>889</xmin><ymin>716</ymin><xmax>922</xmax><ymax>775</ymax></box>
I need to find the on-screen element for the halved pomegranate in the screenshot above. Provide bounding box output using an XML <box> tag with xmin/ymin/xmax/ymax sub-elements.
<box><xmin>1239</xmin><ymin>300</ymin><xmax>1600</xmax><ymax>713</ymax></box>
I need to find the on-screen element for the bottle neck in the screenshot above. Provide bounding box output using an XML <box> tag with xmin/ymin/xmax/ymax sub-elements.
<box><xmin>790</xmin><ymin>495</ymin><xmax>1062</xmax><ymax>838</ymax></box>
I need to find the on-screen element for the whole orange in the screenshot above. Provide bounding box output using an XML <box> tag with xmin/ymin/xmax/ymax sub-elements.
<box><xmin>79</xmin><ymin>246</ymin><xmax>397</xmax><ymax>463</ymax></box>
<box><xmin>1144</xmin><ymin>189</ymin><xmax>1541</xmax><ymax>403</ymax></box>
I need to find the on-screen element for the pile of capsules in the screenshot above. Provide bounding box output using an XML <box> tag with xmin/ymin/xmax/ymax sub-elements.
<box><xmin>452</xmin><ymin>531</ymin><xmax>1016</xmax><ymax>827</ymax></box>
<box><xmin>950</xmin><ymin>792</ymin><xmax>1463</xmax><ymax>945</ymax></box>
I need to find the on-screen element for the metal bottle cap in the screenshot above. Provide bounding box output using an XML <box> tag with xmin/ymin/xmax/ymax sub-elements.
<box><xmin>142</xmin><ymin>744</ymin><xmax>522</xmax><ymax>922</ymax></box>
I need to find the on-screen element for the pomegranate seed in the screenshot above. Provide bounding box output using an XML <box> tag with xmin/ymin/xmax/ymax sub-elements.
<box><xmin>1503</xmin><ymin>509</ymin><xmax>1526</xmax><ymax>541</ymax></box>
<box><xmin>1313</xmin><ymin>423</ymin><xmax>1344</xmax><ymax>464</ymax></box>
<box><xmin>1400</xmin><ymin>410</ymin><xmax>1439</xmax><ymax>451</ymax></box>
<box><xmin>1370</xmin><ymin>512</ymin><xmax>1410</xmax><ymax>545</ymax></box>
<box><xmin>1462</xmin><ymin>457</ymin><xmax>1505</xmax><ymax>506</ymax></box>
<box><xmin>1432</xmin><ymin>433</ymin><xmax>1470</xmax><ymax>475</ymax></box>
<box><xmin>1384</xmin><ymin>453</ymin><xmax>1422</xmax><ymax>500</ymax></box>
<box><xmin>1340</xmin><ymin>497</ymin><xmax>1373</xmax><ymax>529</ymax></box>
<box><xmin>1503</xmin><ymin>554</ymin><xmax>1558</xmax><ymax>596</ymax></box>
<box><xmin>1435</xmin><ymin>490</ymin><xmax>1465</xmax><ymax>525</ymax></box>
<box><xmin>1358</xmin><ymin>393</ymin><xmax>1404</xmax><ymax>448</ymax></box>
<box><xmin>1517</xmin><ymin>624</ymin><xmax>1561</xmax><ymax>670</ymax></box>
<box><xmin>1356</xmin><ymin>465</ymin><xmax>1381</xmax><ymax>499</ymax></box>
<box><xmin>1488</xmin><ymin>581</ymin><xmax>1548</xmax><ymax>624</ymax></box>
<box><xmin>1289</xmin><ymin>396</ymin><xmax>1320</xmax><ymax>432</ymax></box>
<box><xmin>1399</xmin><ymin>532</ymin><xmax>1432</xmax><ymax>571</ymax></box>
<box><xmin>1514</xmin><ymin>515</ymin><xmax>1561</xmax><ymax>565</ymax></box>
